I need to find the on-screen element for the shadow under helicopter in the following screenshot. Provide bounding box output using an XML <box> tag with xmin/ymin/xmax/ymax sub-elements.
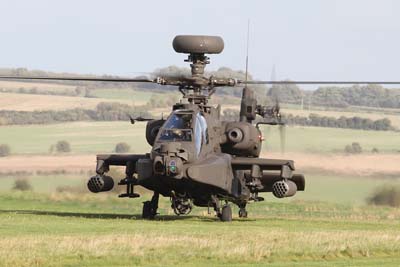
<box><xmin>0</xmin><ymin>209</ymin><xmax>255</xmax><ymax>222</ymax></box>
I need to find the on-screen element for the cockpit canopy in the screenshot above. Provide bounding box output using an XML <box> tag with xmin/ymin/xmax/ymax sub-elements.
<box><xmin>158</xmin><ymin>112</ymin><xmax>193</xmax><ymax>142</ymax></box>
<box><xmin>156</xmin><ymin>110</ymin><xmax>208</xmax><ymax>157</ymax></box>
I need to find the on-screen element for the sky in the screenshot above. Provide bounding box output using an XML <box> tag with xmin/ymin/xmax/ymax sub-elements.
<box><xmin>0</xmin><ymin>0</ymin><xmax>399</xmax><ymax>83</ymax></box>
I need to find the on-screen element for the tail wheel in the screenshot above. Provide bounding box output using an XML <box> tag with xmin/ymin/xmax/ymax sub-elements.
<box><xmin>220</xmin><ymin>204</ymin><xmax>232</xmax><ymax>222</ymax></box>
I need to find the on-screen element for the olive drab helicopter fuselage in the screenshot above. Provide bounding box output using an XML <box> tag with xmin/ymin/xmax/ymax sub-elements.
<box><xmin>88</xmin><ymin>35</ymin><xmax>305</xmax><ymax>221</ymax></box>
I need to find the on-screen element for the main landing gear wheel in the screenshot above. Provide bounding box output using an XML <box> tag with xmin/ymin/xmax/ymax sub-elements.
<box><xmin>220</xmin><ymin>204</ymin><xmax>232</xmax><ymax>222</ymax></box>
<box><xmin>142</xmin><ymin>192</ymin><xmax>159</xmax><ymax>219</ymax></box>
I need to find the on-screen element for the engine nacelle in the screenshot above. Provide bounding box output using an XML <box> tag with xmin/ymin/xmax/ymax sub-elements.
<box><xmin>221</xmin><ymin>122</ymin><xmax>262</xmax><ymax>157</ymax></box>
<box><xmin>227</xmin><ymin>128</ymin><xmax>244</xmax><ymax>143</ymax></box>
<box><xmin>146</xmin><ymin>119</ymin><xmax>165</xmax><ymax>146</ymax></box>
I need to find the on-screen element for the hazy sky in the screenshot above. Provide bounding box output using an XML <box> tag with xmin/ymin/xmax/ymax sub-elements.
<box><xmin>1</xmin><ymin>0</ymin><xmax>399</xmax><ymax>82</ymax></box>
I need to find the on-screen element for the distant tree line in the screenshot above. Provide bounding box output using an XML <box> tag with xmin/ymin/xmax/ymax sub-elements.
<box><xmin>284</xmin><ymin>114</ymin><xmax>393</xmax><ymax>131</ymax></box>
<box><xmin>0</xmin><ymin>67</ymin><xmax>152</xmax><ymax>90</ymax></box>
<box><xmin>221</xmin><ymin>109</ymin><xmax>394</xmax><ymax>131</ymax></box>
<box><xmin>0</xmin><ymin>102</ymin><xmax>151</xmax><ymax>125</ymax></box>
<box><xmin>147</xmin><ymin>94</ymin><xmax>179</xmax><ymax>108</ymax></box>
<box><xmin>221</xmin><ymin>109</ymin><xmax>241</xmax><ymax>122</ymax></box>
<box><xmin>153</xmin><ymin>67</ymin><xmax>400</xmax><ymax>109</ymax></box>
<box><xmin>310</xmin><ymin>85</ymin><xmax>400</xmax><ymax>108</ymax></box>
<box><xmin>3</xmin><ymin>67</ymin><xmax>400</xmax><ymax>109</ymax></box>
<box><xmin>0</xmin><ymin>86</ymin><xmax>91</xmax><ymax>97</ymax></box>
<box><xmin>0</xmin><ymin>67</ymin><xmax>269</xmax><ymax>99</ymax></box>
<box><xmin>264</xmin><ymin>84</ymin><xmax>400</xmax><ymax>109</ymax></box>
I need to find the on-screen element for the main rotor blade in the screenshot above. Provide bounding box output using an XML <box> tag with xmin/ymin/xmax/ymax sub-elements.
<box><xmin>0</xmin><ymin>76</ymin><xmax>154</xmax><ymax>83</ymax></box>
<box><xmin>239</xmin><ymin>80</ymin><xmax>400</xmax><ymax>85</ymax></box>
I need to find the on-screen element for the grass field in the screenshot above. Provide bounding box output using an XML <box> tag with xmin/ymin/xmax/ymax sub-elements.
<box><xmin>1</xmin><ymin>121</ymin><xmax>400</xmax><ymax>155</ymax></box>
<box><xmin>0</xmin><ymin>80</ymin><xmax>152</xmax><ymax>99</ymax></box>
<box><xmin>2</xmin><ymin>81</ymin><xmax>400</xmax><ymax>266</ymax></box>
<box><xmin>0</xmin><ymin>191</ymin><xmax>399</xmax><ymax>267</ymax></box>
<box><xmin>0</xmin><ymin>80</ymin><xmax>76</xmax><ymax>91</ymax></box>
<box><xmin>1</xmin><ymin>80</ymin><xmax>399</xmax><ymax>117</ymax></box>
<box><xmin>90</xmin><ymin>88</ymin><xmax>167</xmax><ymax>103</ymax></box>
<box><xmin>0</xmin><ymin>175</ymin><xmax>85</xmax><ymax>193</ymax></box>
<box><xmin>281</xmin><ymin>106</ymin><xmax>400</xmax><ymax>129</ymax></box>
<box><xmin>0</xmin><ymin>92</ymin><xmax>137</xmax><ymax>111</ymax></box>
<box><xmin>262</xmin><ymin>125</ymin><xmax>400</xmax><ymax>154</ymax></box>
<box><xmin>4</xmin><ymin>80</ymin><xmax>400</xmax><ymax>127</ymax></box>
<box><xmin>0</xmin><ymin>82</ymin><xmax>158</xmax><ymax>111</ymax></box>
<box><xmin>1</xmin><ymin>173</ymin><xmax>399</xmax><ymax>205</ymax></box>
<box><xmin>0</xmin><ymin>122</ymin><xmax>150</xmax><ymax>155</ymax></box>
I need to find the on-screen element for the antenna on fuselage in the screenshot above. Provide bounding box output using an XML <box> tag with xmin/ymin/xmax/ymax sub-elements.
<box><xmin>244</xmin><ymin>19</ymin><xmax>250</xmax><ymax>86</ymax></box>
<box><xmin>239</xmin><ymin>19</ymin><xmax>257</xmax><ymax>123</ymax></box>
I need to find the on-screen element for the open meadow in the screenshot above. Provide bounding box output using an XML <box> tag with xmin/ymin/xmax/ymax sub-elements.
<box><xmin>281</xmin><ymin>105</ymin><xmax>400</xmax><ymax>129</ymax></box>
<box><xmin>0</xmin><ymin>92</ymin><xmax>139</xmax><ymax>111</ymax></box>
<box><xmin>2</xmin><ymin>1</ymin><xmax>400</xmax><ymax>265</ymax></box>
<box><xmin>1</xmin><ymin>82</ymin><xmax>400</xmax><ymax>266</ymax></box>
<box><xmin>0</xmin><ymin>81</ymin><xmax>157</xmax><ymax>111</ymax></box>
<box><xmin>0</xmin><ymin>120</ymin><xmax>400</xmax><ymax>266</ymax></box>
<box><xmin>1</xmin><ymin>121</ymin><xmax>400</xmax><ymax>155</ymax></box>
<box><xmin>0</xmin><ymin>190</ymin><xmax>400</xmax><ymax>267</ymax></box>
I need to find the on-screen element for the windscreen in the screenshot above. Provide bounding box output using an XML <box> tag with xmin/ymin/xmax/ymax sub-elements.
<box><xmin>158</xmin><ymin>113</ymin><xmax>193</xmax><ymax>142</ymax></box>
<box><xmin>194</xmin><ymin>113</ymin><xmax>207</xmax><ymax>156</ymax></box>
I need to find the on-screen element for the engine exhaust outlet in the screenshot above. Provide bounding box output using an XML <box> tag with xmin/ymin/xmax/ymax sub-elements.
<box><xmin>87</xmin><ymin>174</ymin><xmax>114</xmax><ymax>193</ymax></box>
<box><xmin>272</xmin><ymin>179</ymin><xmax>297</xmax><ymax>198</ymax></box>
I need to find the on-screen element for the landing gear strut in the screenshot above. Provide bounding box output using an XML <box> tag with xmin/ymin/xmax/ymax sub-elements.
<box><xmin>142</xmin><ymin>192</ymin><xmax>159</xmax><ymax>219</ymax></box>
<box><xmin>238</xmin><ymin>203</ymin><xmax>248</xmax><ymax>218</ymax></box>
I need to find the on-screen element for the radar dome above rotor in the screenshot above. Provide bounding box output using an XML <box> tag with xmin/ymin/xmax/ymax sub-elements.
<box><xmin>172</xmin><ymin>35</ymin><xmax>224</xmax><ymax>54</ymax></box>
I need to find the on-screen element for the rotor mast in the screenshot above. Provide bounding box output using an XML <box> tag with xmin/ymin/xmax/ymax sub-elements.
<box><xmin>172</xmin><ymin>35</ymin><xmax>225</xmax><ymax>105</ymax></box>
<box><xmin>184</xmin><ymin>52</ymin><xmax>210</xmax><ymax>104</ymax></box>
<box><xmin>186</xmin><ymin>53</ymin><xmax>209</xmax><ymax>77</ymax></box>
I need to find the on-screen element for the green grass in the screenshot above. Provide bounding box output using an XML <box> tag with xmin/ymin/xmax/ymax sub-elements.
<box><xmin>1</xmin><ymin>83</ymin><xmax>400</xmax><ymax>266</ymax></box>
<box><xmin>1</xmin><ymin>122</ymin><xmax>400</xmax><ymax>155</ymax></box>
<box><xmin>89</xmin><ymin>88</ymin><xmax>158</xmax><ymax>103</ymax></box>
<box><xmin>0</xmin><ymin>192</ymin><xmax>399</xmax><ymax>267</ymax></box>
<box><xmin>2</xmin><ymin>173</ymin><xmax>399</xmax><ymax>206</ymax></box>
<box><xmin>0</xmin><ymin>175</ymin><xmax>85</xmax><ymax>193</ymax></box>
<box><xmin>282</xmin><ymin>102</ymin><xmax>400</xmax><ymax>116</ymax></box>
<box><xmin>296</xmin><ymin>174</ymin><xmax>400</xmax><ymax>205</ymax></box>
<box><xmin>262</xmin><ymin>125</ymin><xmax>400</xmax><ymax>153</ymax></box>
<box><xmin>0</xmin><ymin>121</ymin><xmax>150</xmax><ymax>155</ymax></box>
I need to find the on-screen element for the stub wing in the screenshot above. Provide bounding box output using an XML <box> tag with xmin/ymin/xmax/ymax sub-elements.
<box><xmin>231</xmin><ymin>157</ymin><xmax>295</xmax><ymax>172</ymax></box>
<box><xmin>231</xmin><ymin>156</ymin><xmax>305</xmax><ymax>194</ymax></box>
<box><xmin>96</xmin><ymin>154</ymin><xmax>150</xmax><ymax>174</ymax></box>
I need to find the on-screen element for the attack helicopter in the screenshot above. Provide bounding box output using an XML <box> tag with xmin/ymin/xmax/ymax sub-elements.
<box><xmin>90</xmin><ymin>35</ymin><xmax>305</xmax><ymax>222</ymax></box>
<box><xmin>2</xmin><ymin>35</ymin><xmax>399</xmax><ymax>221</ymax></box>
